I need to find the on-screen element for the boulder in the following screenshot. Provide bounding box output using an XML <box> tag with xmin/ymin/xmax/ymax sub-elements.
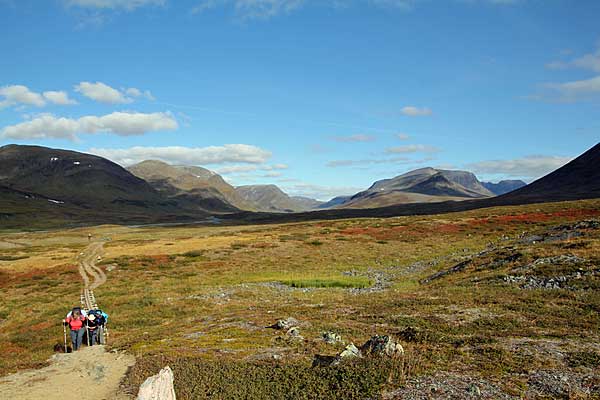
<box><xmin>361</xmin><ymin>335</ymin><xmax>404</xmax><ymax>357</ymax></box>
<box><xmin>322</xmin><ymin>331</ymin><xmax>342</xmax><ymax>344</ymax></box>
<box><xmin>268</xmin><ymin>317</ymin><xmax>299</xmax><ymax>330</ymax></box>
<box><xmin>137</xmin><ymin>366</ymin><xmax>176</xmax><ymax>400</ymax></box>
<box><xmin>338</xmin><ymin>343</ymin><xmax>361</xmax><ymax>359</ymax></box>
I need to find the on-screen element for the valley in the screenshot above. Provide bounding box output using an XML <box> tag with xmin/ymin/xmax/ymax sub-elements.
<box><xmin>1</xmin><ymin>198</ymin><xmax>599</xmax><ymax>398</ymax></box>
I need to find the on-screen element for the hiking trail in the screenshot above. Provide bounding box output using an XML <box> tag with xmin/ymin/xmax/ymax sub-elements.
<box><xmin>0</xmin><ymin>240</ymin><xmax>136</xmax><ymax>400</ymax></box>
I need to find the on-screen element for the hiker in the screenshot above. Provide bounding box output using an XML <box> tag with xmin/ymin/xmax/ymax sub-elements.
<box><xmin>64</xmin><ymin>307</ymin><xmax>86</xmax><ymax>351</ymax></box>
<box><xmin>86</xmin><ymin>313</ymin><xmax>100</xmax><ymax>346</ymax></box>
<box><xmin>88</xmin><ymin>309</ymin><xmax>109</xmax><ymax>344</ymax></box>
<box><xmin>66</xmin><ymin>306</ymin><xmax>87</xmax><ymax>319</ymax></box>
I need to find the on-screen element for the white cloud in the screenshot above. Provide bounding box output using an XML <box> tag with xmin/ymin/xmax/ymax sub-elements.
<box><xmin>539</xmin><ymin>42</ymin><xmax>600</xmax><ymax>101</ymax></box>
<box><xmin>215</xmin><ymin>163</ymin><xmax>288</xmax><ymax>175</ymax></box>
<box><xmin>401</xmin><ymin>106</ymin><xmax>432</xmax><ymax>117</ymax></box>
<box><xmin>215</xmin><ymin>165</ymin><xmax>258</xmax><ymax>174</ymax></box>
<box><xmin>546</xmin><ymin>42</ymin><xmax>600</xmax><ymax>73</ymax></box>
<box><xmin>75</xmin><ymin>81</ymin><xmax>132</xmax><ymax>104</ymax></box>
<box><xmin>193</xmin><ymin>0</ymin><xmax>305</xmax><ymax>19</ymax></box>
<box><xmin>43</xmin><ymin>91</ymin><xmax>78</xmax><ymax>105</ymax></box>
<box><xmin>0</xmin><ymin>85</ymin><xmax>46</xmax><ymax>108</ymax></box>
<box><xmin>65</xmin><ymin>0</ymin><xmax>166</xmax><ymax>10</ymax></box>
<box><xmin>281</xmin><ymin>182</ymin><xmax>363</xmax><ymax>201</ymax></box>
<box><xmin>89</xmin><ymin>144</ymin><xmax>272</xmax><ymax>166</ymax></box>
<box><xmin>262</xmin><ymin>171</ymin><xmax>282</xmax><ymax>178</ymax></box>
<box><xmin>544</xmin><ymin>76</ymin><xmax>600</xmax><ymax>99</ymax></box>
<box><xmin>125</xmin><ymin>87</ymin><xmax>142</xmax><ymax>97</ymax></box>
<box><xmin>332</xmin><ymin>134</ymin><xmax>376</xmax><ymax>143</ymax></box>
<box><xmin>125</xmin><ymin>87</ymin><xmax>156</xmax><ymax>100</ymax></box>
<box><xmin>396</xmin><ymin>133</ymin><xmax>410</xmax><ymax>140</ymax></box>
<box><xmin>385</xmin><ymin>144</ymin><xmax>440</xmax><ymax>154</ymax></box>
<box><xmin>467</xmin><ymin>155</ymin><xmax>572</xmax><ymax>179</ymax></box>
<box><xmin>1</xmin><ymin>111</ymin><xmax>177</xmax><ymax>141</ymax></box>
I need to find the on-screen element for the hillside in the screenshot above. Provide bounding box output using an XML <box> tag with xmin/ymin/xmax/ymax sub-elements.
<box><xmin>0</xmin><ymin>145</ymin><xmax>205</xmax><ymax>228</ymax></box>
<box><xmin>495</xmin><ymin>143</ymin><xmax>600</xmax><ymax>204</ymax></box>
<box><xmin>127</xmin><ymin>160</ymin><xmax>254</xmax><ymax>213</ymax></box>
<box><xmin>236</xmin><ymin>185</ymin><xmax>320</xmax><ymax>212</ymax></box>
<box><xmin>338</xmin><ymin>167</ymin><xmax>494</xmax><ymax>209</ymax></box>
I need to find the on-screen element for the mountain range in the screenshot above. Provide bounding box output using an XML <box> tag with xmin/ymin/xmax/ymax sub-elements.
<box><xmin>1</xmin><ymin>142</ymin><xmax>596</xmax><ymax>229</ymax></box>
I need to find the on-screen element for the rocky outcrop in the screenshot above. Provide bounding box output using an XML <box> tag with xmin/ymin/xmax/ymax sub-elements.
<box><xmin>137</xmin><ymin>366</ymin><xmax>176</xmax><ymax>400</ymax></box>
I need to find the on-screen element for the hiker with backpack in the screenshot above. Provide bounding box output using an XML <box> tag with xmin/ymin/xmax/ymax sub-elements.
<box><xmin>85</xmin><ymin>313</ymin><xmax>100</xmax><ymax>346</ymax></box>
<box><xmin>63</xmin><ymin>307</ymin><xmax>86</xmax><ymax>351</ymax></box>
<box><xmin>87</xmin><ymin>309</ymin><xmax>109</xmax><ymax>345</ymax></box>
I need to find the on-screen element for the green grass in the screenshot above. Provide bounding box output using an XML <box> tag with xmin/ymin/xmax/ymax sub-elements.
<box><xmin>281</xmin><ymin>277</ymin><xmax>372</xmax><ymax>289</ymax></box>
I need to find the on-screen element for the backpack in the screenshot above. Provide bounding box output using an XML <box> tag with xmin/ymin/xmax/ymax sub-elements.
<box><xmin>89</xmin><ymin>309</ymin><xmax>108</xmax><ymax>325</ymax></box>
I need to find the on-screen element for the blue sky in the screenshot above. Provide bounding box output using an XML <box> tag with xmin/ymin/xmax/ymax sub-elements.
<box><xmin>1</xmin><ymin>0</ymin><xmax>599</xmax><ymax>200</ymax></box>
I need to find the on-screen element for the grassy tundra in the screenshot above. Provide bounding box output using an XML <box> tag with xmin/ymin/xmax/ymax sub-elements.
<box><xmin>1</xmin><ymin>199</ymin><xmax>599</xmax><ymax>398</ymax></box>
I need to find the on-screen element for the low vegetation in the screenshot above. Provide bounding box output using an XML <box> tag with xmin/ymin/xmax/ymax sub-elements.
<box><xmin>1</xmin><ymin>199</ymin><xmax>599</xmax><ymax>398</ymax></box>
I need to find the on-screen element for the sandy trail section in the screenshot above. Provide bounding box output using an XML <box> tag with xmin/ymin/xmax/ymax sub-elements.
<box><xmin>79</xmin><ymin>241</ymin><xmax>107</xmax><ymax>291</ymax></box>
<box><xmin>0</xmin><ymin>346</ymin><xmax>135</xmax><ymax>400</ymax></box>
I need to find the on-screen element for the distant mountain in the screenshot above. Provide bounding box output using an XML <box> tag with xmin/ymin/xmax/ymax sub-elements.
<box><xmin>0</xmin><ymin>144</ymin><xmax>204</xmax><ymax>227</ymax></box>
<box><xmin>221</xmin><ymin>142</ymin><xmax>600</xmax><ymax>224</ymax></box>
<box><xmin>481</xmin><ymin>180</ymin><xmax>527</xmax><ymax>196</ymax></box>
<box><xmin>317</xmin><ymin>195</ymin><xmax>353</xmax><ymax>209</ymax></box>
<box><xmin>290</xmin><ymin>196</ymin><xmax>324</xmax><ymax>210</ymax></box>
<box><xmin>235</xmin><ymin>185</ymin><xmax>320</xmax><ymax>212</ymax></box>
<box><xmin>337</xmin><ymin>167</ymin><xmax>494</xmax><ymax>209</ymax></box>
<box><xmin>127</xmin><ymin>160</ymin><xmax>254</xmax><ymax>212</ymax></box>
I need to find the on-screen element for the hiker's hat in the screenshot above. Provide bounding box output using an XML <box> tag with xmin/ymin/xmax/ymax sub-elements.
<box><xmin>88</xmin><ymin>314</ymin><xmax>96</xmax><ymax>320</ymax></box>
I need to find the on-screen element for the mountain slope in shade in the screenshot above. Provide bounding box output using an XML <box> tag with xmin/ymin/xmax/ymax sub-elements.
<box><xmin>317</xmin><ymin>195</ymin><xmax>353</xmax><ymax>209</ymax></box>
<box><xmin>496</xmin><ymin>144</ymin><xmax>599</xmax><ymax>203</ymax></box>
<box><xmin>0</xmin><ymin>144</ymin><xmax>206</xmax><ymax>227</ymax></box>
<box><xmin>127</xmin><ymin>160</ymin><xmax>254</xmax><ymax>212</ymax></box>
<box><xmin>481</xmin><ymin>180</ymin><xmax>527</xmax><ymax>195</ymax></box>
<box><xmin>235</xmin><ymin>185</ymin><xmax>320</xmax><ymax>212</ymax></box>
<box><xmin>339</xmin><ymin>167</ymin><xmax>494</xmax><ymax>209</ymax></box>
<box><xmin>0</xmin><ymin>145</ymin><xmax>169</xmax><ymax>208</ymax></box>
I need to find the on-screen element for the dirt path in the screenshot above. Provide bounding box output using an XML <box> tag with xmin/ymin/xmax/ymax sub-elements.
<box><xmin>0</xmin><ymin>241</ymin><xmax>137</xmax><ymax>400</ymax></box>
<box><xmin>0</xmin><ymin>346</ymin><xmax>135</xmax><ymax>400</ymax></box>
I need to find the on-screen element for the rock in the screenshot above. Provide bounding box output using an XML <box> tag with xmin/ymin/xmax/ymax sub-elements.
<box><xmin>338</xmin><ymin>343</ymin><xmax>361</xmax><ymax>359</ymax></box>
<box><xmin>136</xmin><ymin>366</ymin><xmax>176</xmax><ymax>400</ymax></box>
<box><xmin>467</xmin><ymin>383</ymin><xmax>481</xmax><ymax>396</ymax></box>
<box><xmin>322</xmin><ymin>331</ymin><xmax>342</xmax><ymax>344</ymax></box>
<box><xmin>286</xmin><ymin>326</ymin><xmax>302</xmax><ymax>338</ymax></box>
<box><xmin>361</xmin><ymin>335</ymin><xmax>404</xmax><ymax>357</ymax></box>
<box><xmin>268</xmin><ymin>317</ymin><xmax>299</xmax><ymax>330</ymax></box>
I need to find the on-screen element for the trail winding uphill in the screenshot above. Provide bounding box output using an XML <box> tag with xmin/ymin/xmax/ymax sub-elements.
<box><xmin>0</xmin><ymin>241</ymin><xmax>136</xmax><ymax>400</ymax></box>
<box><xmin>78</xmin><ymin>241</ymin><xmax>107</xmax><ymax>311</ymax></box>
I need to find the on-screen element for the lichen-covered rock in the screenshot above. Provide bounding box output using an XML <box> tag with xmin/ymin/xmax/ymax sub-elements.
<box><xmin>268</xmin><ymin>317</ymin><xmax>299</xmax><ymax>330</ymax></box>
<box><xmin>137</xmin><ymin>366</ymin><xmax>176</xmax><ymax>400</ymax></box>
<box><xmin>338</xmin><ymin>343</ymin><xmax>361</xmax><ymax>359</ymax></box>
<box><xmin>361</xmin><ymin>335</ymin><xmax>404</xmax><ymax>357</ymax></box>
<box><xmin>322</xmin><ymin>331</ymin><xmax>342</xmax><ymax>344</ymax></box>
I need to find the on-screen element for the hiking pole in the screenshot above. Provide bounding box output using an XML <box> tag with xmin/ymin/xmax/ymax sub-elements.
<box><xmin>63</xmin><ymin>322</ymin><xmax>67</xmax><ymax>353</ymax></box>
<box><xmin>86</xmin><ymin>324</ymin><xmax>90</xmax><ymax>347</ymax></box>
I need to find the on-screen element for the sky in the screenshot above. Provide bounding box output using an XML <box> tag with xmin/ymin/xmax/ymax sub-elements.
<box><xmin>0</xmin><ymin>0</ymin><xmax>599</xmax><ymax>201</ymax></box>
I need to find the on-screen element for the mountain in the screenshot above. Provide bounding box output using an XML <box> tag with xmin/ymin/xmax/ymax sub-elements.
<box><xmin>337</xmin><ymin>167</ymin><xmax>494</xmax><ymax>209</ymax></box>
<box><xmin>317</xmin><ymin>195</ymin><xmax>353</xmax><ymax>209</ymax></box>
<box><xmin>127</xmin><ymin>160</ymin><xmax>254</xmax><ymax>212</ymax></box>
<box><xmin>481</xmin><ymin>180</ymin><xmax>527</xmax><ymax>196</ymax></box>
<box><xmin>222</xmin><ymin>142</ymin><xmax>600</xmax><ymax>224</ymax></box>
<box><xmin>290</xmin><ymin>196</ymin><xmax>324</xmax><ymax>210</ymax></box>
<box><xmin>235</xmin><ymin>185</ymin><xmax>320</xmax><ymax>212</ymax></box>
<box><xmin>0</xmin><ymin>144</ymin><xmax>204</xmax><ymax>227</ymax></box>
<box><xmin>495</xmin><ymin>144</ymin><xmax>599</xmax><ymax>204</ymax></box>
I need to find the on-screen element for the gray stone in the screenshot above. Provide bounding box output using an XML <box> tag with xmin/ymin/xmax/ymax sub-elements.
<box><xmin>137</xmin><ymin>366</ymin><xmax>176</xmax><ymax>400</ymax></box>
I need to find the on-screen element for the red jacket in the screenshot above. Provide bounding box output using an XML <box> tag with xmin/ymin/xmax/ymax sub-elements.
<box><xmin>66</xmin><ymin>315</ymin><xmax>85</xmax><ymax>331</ymax></box>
